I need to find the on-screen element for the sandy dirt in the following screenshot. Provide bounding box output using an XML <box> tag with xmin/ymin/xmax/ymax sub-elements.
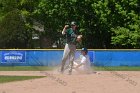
<box><xmin>0</xmin><ymin>71</ymin><xmax>140</xmax><ymax>93</ymax></box>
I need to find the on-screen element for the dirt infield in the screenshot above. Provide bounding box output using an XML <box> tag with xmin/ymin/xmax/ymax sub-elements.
<box><xmin>0</xmin><ymin>71</ymin><xmax>140</xmax><ymax>93</ymax></box>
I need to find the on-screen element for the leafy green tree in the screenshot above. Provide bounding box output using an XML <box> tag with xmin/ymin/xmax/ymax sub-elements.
<box><xmin>0</xmin><ymin>10</ymin><xmax>28</xmax><ymax>48</ymax></box>
<box><xmin>0</xmin><ymin>0</ymin><xmax>32</xmax><ymax>48</ymax></box>
<box><xmin>110</xmin><ymin>0</ymin><xmax>140</xmax><ymax>48</ymax></box>
<box><xmin>0</xmin><ymin>0</ymin><xmax>140</xmax><ymax>49</ymax></box>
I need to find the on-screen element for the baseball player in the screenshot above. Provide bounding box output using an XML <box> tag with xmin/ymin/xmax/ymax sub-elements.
<box><xmin>60</xmin><ymin>21</ymin><xmax>82</xmax><ymax>75</ymax></box>
<box><xmin>73</xmin><ymin>48</ymin><xmax>92</xmax><ymax>74</ymax></box>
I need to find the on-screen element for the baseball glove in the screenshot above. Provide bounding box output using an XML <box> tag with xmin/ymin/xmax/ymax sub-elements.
<box><xmin>76</xmin><ymin>35</ymin><xmax>82</xmax><ymax>42</ymax></box>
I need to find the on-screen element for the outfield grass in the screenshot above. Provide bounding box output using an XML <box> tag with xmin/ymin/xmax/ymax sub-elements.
<box><xmin>93</xmin><ymin>66</ymin><xmax>140</xmax><ymax>71</ymax></box>
<box><xmin>0</xmin><ymin>76</ymin><xmax>46</xmax><ymax>83</ymax></box>
<box><xmin>0</xmin><ymin>66</ymin><xmax>53</xmax><ymax>71</ymax></box>
<box><xmin>0</xmin><ymin>66</ymin><xmax>140</xmax><ymax>71</ymax></box>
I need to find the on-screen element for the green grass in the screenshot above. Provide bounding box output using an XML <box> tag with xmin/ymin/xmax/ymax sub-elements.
<box><xmin>93</xmin><ymin>66</ymin><xmax>140</xmax><ymax>71</ymax></box>
<box><xmin>0</xmin><ymin>76</ymin><xmax>46</xmax><ymax>83</ymax></box>
<box><xmin>0</xmin><ymin>66</ymin><xmax>140</xmax><ymax>71</ymax></box>
<box><xmin>0</xmin><ymin>66</ymin><xmax>53</xmax><ymax>71</ymax></box>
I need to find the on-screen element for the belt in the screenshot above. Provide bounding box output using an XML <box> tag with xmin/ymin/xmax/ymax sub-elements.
<box><xmin>67</xmin><ymin>42</ymin><xmax>76</xmax><ymax>45</ymax></box>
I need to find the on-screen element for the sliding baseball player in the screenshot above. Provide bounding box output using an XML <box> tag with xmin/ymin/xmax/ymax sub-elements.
<box><xmin>73</xmin><ymin>48</ymin><xmax>92</xmax><ymax>74</ymax></box>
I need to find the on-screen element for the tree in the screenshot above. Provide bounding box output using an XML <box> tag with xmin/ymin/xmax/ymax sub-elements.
<box><xmin>0</xmin><ymin>0</ymin><xmax>32</xmax><ymax>48</ymax></box>
<box><xmin>0</xmin><ymin>10</ymin><xmax>29</xmax><ymax>48</ymax></box>
<box><xmin>0</xmin><ymin>0</ymin><xmax>140</xmax><ymax>49</ymax></box>
<box><xmin>110</xmin><ymin>0</ymin><xmax>140</xmax><ymax>48</ymax></box>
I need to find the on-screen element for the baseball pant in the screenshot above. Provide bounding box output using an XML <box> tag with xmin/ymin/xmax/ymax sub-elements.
<box><xmin>60</xmin><ymin>43</ymin><xmax>76</xmax><ymax>74</ymax></box>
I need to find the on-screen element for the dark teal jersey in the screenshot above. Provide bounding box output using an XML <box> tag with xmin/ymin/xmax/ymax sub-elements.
<box><xmin>65</xmin><ymin>28</ymin><xmax>79</xmax><ymax>44</ymax></box>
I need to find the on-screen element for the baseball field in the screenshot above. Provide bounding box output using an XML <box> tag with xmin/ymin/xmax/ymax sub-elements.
<box><xmin>0</xmin><ymin>66</ymin><xmax>140</xmax><ymax>93</ymax></box>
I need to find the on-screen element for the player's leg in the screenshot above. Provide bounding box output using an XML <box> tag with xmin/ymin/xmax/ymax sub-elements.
<box><xmin>68</xmin><ymin>44</ymin><xmax>76</xmax><ymax>74</ymax></box>
<box><xmin>60</xmin><ymin>44</ymin><xmax>70</xmax><ymax>73</ymax></box>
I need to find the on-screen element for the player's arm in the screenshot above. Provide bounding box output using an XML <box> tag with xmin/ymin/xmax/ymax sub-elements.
<box><xmin>74</xmin><ymin>63</ymin><xmax>85</xmax><ymax>69</ymax></box>
<box><xmin>62</xmin><ymin>25</ymin><xmax>69</xmax><ymax>35</ymax></box>
<box><xmin>74</xmin><ymin>57</ymin><xmax>86</xmax><ymax>69</ymax></box>
<box><xmin>73</xmin><ymin>61</ymin><xmax>78</xmax><ymax>66</ymax></box>
<box><xmin>77</xmin><ymin>30</ymin><xmax>82</xmax><ymax>38</ymax></box>
<box><xmin>71</xmin><ymin>30</ymin><xmax>82</xmax><ymax>38</ymax></box>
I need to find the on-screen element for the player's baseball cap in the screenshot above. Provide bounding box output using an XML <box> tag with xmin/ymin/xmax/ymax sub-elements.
<box><xmin>81</xmin><ymin>48</ymin><xmax>88</xmax><ymax>52</ymax></box>
<box><xmin>71</xmin><ymin>21</ymin><xmax>77</xmax><ymax>26</ymax></box>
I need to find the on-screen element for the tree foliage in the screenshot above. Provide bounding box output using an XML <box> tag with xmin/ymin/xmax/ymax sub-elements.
<box><xmin>0</xmin><ymin>0</ymin><xmax>140</xmax><ymax>49</ymax></box>
<box><xmin>0</xmin><ymin>10</ymin><xmax>29</xmax><ymax>48</ymax></box>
